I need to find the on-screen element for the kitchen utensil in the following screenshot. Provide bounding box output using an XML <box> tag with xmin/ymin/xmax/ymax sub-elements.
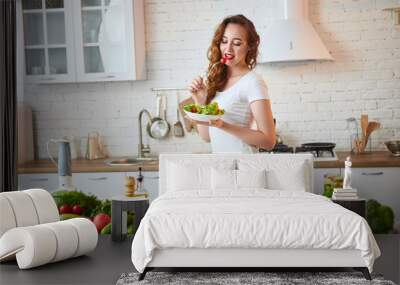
<box><xmin>86</xmin><ymin>132</ymin><xmax>107</xmax><ymax>160</ymax></box>
<box><xmin>361</xmin><ymin>114</ymin><xmax>368</xmax><ymax>142</ymax></box>
<box><xmin>364</xmin><ymin>121</ymin><xmax>381</xmax><ymax>147</ymax></box>
<box><xmin>384</xmin><ymin>140</ymin><xmax>400</xmax><ymax>156</ymax></box>
<box><xmin>179</xmin><ymin>97</ymin><xmax>196</xmax><ymax>132</ymax></box>
<box><xmin>64</xmin><ymin>136</ymin><xmax>78</xmax><ymax>159</ymax></box>
<box><xmin>353</xmin><ymin>138</ymin><xmax>364</xmax><ymax>154</ymax></box>
<box><xmin>46</xmin><ymin>139</ymin><xmax>74</xmax><ymax>189</ymax></box>
<box><xmin>301</xmin><ymin>142</ymin><xmax>336</xmax><ymax>157</ymax></box>
<box><xmin>173</xmin><ymin>92</ymin><xmax>184</xmax><ymax>137</ymax></box>
<box><xmin>346</xmin><ymin>117</ymin><xmax>359</xmax><ymax>153</ymax></box>
<box><xmin>147</xmin><ymin>94</ymin><xmax>170</xmax><ymax>139</ymax></box>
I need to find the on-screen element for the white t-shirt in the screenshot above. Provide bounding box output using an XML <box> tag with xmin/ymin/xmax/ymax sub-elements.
<box><xmin>209</xmin><ymin>70</ymin><xmax>270</xmax><ymax>153</ymax></box>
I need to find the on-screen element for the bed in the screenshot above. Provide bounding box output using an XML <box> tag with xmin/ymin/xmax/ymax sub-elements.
<box><xmin>131</xmin><ymin>153</ymin><xmax>380</xmax><ymax>280</ymax></box>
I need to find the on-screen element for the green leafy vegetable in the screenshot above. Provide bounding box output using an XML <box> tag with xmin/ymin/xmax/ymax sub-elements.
<box><xmin>366</xmin><ymin>199</ymin><xmax>394</xmax><ymax>234</ymax></box>
<box><xmin>52</xmin><ymin>189</ymin><xmax>101</xmax><ymax>218</ymax></box>
<box><xmin>184</xmin><ymin>102</ymin><xmax>225</xmax><ymax>115</ymax></box>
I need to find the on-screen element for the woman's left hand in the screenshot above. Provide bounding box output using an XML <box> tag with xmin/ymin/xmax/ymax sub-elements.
<box><xmin>208</xmin><ymin>119</ymin><xmax>224</xmax><ymax>128</ymax></box>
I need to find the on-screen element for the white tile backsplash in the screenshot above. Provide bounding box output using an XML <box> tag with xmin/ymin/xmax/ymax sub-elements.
<box><xmin>23</xmin><ymin>0</ymin><xmax>400</xmax><ymax>158</ymax></box>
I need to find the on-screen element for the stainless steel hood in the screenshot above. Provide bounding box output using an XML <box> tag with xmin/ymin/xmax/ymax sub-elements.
<box><xmin>259</xmin><ymin>0</ymin><xmax>333</xmax><ymax>63</ymax></box>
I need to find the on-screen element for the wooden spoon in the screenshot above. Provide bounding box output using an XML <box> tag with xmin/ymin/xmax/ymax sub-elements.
<box><xmin>364</xmin><ymin>121</ymin><xmax>381</xmax><ymax>148</ymax></box>
<box><xmin>361</xmin><ymin>114</ymin><xmax>368</xmax><ymax>142</ymax></box>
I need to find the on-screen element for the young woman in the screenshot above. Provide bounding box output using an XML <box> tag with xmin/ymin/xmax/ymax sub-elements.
<box><xmin>188</xmin><ymin>14</ymin><xmax>276</xmax><ymax>153</ymax></box>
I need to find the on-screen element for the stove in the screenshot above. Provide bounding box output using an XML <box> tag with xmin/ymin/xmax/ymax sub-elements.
<box><xmin>259</xmin><ymin>143</ymin><xmax>339</xmax><ymax>161</ymax></box>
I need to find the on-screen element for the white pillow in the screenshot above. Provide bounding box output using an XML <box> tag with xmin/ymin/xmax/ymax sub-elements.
<box><xmin>238</xmin><ymin>158</ymin><xmax>309</xmax><ymax>191</ymax></box>
<box><xmin>211</xmin><ymin>168</ymin><xmax>267</xmax><ymax>191</ymax></box>
<box><xmin>236</xmin><ymin>169</ymin><xmax>267</xmax><ymax>189</ymax></box>
<box><xmin>211</xmin><ymin>168</ymin><xmax>236</xmax><ymax>190</ymax></box>
<box><xmin>167</xmin><ymin>162</ymin><xmax>210</xmax><ymax>191</ymax></box>
<box><xmin>266</xmin><ymin>162</ymin><xmax>307</xmax><ymax>191</ymax></box>
<box><xmin>166</xmin><ymin>159</ymin><xmax>236</xmax><ymax>192</ymax></box>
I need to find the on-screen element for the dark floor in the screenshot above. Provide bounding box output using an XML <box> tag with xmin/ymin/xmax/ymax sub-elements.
<box><xmin>1</xmin><ymin>235</ymin><xmax>398</xmax><ymax>285</ymax></box>
<box><xmin>0</xmin><ymin>235</ymin><xmax>134</xmax><ymax>285</ymax></box>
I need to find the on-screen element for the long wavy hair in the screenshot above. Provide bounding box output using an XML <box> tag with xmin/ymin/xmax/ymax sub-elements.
<box><xmin>206</xmin><ymin>15</ymin><xmax>260</xmax><ymax>103</ymax></box>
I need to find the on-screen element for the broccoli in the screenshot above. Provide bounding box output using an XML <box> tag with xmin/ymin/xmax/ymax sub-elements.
<box><xmin>366</xmin><ymin>199</ymin><xmax>394</xmax><ymax>234</ymax></box>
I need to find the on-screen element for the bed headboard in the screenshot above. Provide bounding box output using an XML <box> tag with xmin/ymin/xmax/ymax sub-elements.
<box><xmin>159</xmin><ymin>153</ymin><xmax>314</xmax><ymax>195</ymax></box>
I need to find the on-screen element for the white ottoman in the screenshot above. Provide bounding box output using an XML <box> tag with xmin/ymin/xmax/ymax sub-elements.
<box><xmin>0</xmin><ymin>189</ymin><xmax>98</xmax><ymax>269</ymax></box>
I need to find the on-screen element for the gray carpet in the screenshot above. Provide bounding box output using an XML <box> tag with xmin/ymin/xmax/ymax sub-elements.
<box><xmin>117</xmin><ymin>271</ymin><xmax>396</xmax><ymax>285</ymax></box>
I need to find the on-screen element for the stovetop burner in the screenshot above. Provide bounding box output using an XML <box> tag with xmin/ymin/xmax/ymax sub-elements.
<box><xmin>259</xmin><ymin>142</ymin><xmax>337</xmax><ymax>158</ymax></box>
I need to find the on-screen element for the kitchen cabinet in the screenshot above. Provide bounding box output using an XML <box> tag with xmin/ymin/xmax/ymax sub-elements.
<box><xmin>20</xmin><ymin>0</ymin><xmax>75</xmax><ymax>83</ymax></box>
<box><xmin>19</xmin><ymin>0</ymin><xmax>146</xmax><ymax>83</ymax></box>
<box><xmin>74</xmin><ymin>172</ymin><xmax>125</xmax><ymax>200</ymax></box>
<box><xmin>18</xmin><ymin>173</ymin><xmax>59</xmax><ymax>192</ymax></box>
<box><xmin>18</xmin><ymin>171</ymin><xmax>159</xmax><ymax>202</ymax></box>
<box><xmin>343</xmin><ymin>167</ymin><xmax>400</xmax><ymax>230</ymax></box>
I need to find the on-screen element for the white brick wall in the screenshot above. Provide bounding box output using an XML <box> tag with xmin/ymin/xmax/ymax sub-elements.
<box><xmin>23</xmin><ymin>0</ymin><xmax>400</xmax><ymax>158</ymax></box>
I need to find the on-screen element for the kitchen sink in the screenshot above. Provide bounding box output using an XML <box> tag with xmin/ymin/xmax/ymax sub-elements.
<box><xmin>106</xmin><ymin>157</ymin><xmax>158</xmax><ymax>166</ymax></box>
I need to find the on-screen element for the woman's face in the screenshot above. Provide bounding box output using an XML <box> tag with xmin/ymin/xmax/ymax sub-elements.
<box><xmin>219</xmin><ymin>23</ymin><xmax>248</xmax><ymax>68</ymax></box>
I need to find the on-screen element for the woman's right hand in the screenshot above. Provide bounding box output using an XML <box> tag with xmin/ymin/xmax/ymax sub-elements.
<box><xmin>188</xmin><ymin>76</ymin><xmax>207</xmax><ymax>105</ymax></box>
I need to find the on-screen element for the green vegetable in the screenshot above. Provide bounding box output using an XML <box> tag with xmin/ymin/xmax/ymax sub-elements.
<box><xmin>52</xmin><ymin>190</ymin><xmax>101</xmax><ymax>218</ymax></box>
<box><xmin>127</xmin><ymin>224</ymin><xmax>135</xmax><ymax>235</ymax></box>
<box><xmin>183</xmin><ymin>102</ymin><xmax>225</xmax><ymax>115</ymax></box>
<box><xmin>60</xmin><ymin>213</ymin><xmax>81</xmax><ymax>220</ymax></box>
<box><xmin>127</xmin><ymin>212</ymin><xmax>135</xmax><ymax>225</ymax></box>
<box><xmin>366</xmin><ymin>199</ymin><xmax>394</xmax><ymax>234</ymax></box>
<box><xmin>101</xmin><ymin>223</ymin><xmax>112</xmax><ymax>234</ymax></box>
<box><xmin>92</xmin><ymin>199</ymin><xmax>111</xmax><ymax>217</ymax></box>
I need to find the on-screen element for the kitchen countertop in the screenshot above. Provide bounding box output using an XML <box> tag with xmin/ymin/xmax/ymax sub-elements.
<box><xmin>17</xmin><ymin>158</ymin><xmax>159</xmax><ymax>174</ymax></box>
<box><xmin>314</xmin><ymin>151</ymin><xmax>400</xmax><ymax>168</ymax></box>
<box><xmin>17</xmin><ymin>151</ymin><xmax>400</xmax><ymax>174</ymax></box>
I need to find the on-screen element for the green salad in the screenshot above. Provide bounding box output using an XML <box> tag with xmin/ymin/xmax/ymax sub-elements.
<box><xmin>183</xmin><ymin>102</ymin><xmax>225</xmax><ymax>115</ymax></box>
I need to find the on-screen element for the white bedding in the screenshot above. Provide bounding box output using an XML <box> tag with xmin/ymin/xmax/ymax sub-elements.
<box><xmin>131</xmin><ymin>190</ymin><xmax>380</xmax><ymax>273</ymax></box>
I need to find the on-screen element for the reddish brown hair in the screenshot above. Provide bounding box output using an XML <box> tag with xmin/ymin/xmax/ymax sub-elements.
<box><xmin>206</xmin><ymin>15</ymin><xmax>260</xmax><ymax>103</ymax></box>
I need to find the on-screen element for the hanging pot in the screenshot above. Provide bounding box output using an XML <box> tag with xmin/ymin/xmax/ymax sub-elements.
<box><xmin>146</xmin><ymin>94</ymin><xmax>170</xmax><ymax>139</ymax></box>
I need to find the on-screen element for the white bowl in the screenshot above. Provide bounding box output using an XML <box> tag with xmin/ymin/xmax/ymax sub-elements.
<box><xmin>184</xmin><ymin>110</ymin><xmax>224</xmax><ymax>122</ymax></box>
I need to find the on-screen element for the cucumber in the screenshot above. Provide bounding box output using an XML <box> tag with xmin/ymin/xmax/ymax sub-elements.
<box><xmin>101</xmin><ymin>223</ymin><xmax>112</xmax><ymax>234</ymax></box>
<box><xmin>60</xmin><ymin>213</ymin><xmax>81</xmax><ymax>220</ymax></box>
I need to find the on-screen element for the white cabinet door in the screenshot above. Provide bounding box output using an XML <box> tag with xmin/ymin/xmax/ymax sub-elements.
<box><xmin>18</xmin><ymin>173</ymin><xmax>59</xmax><ymax>192</ymax></box>
<box><xmin>20</xmin><ymin>0</ymin><xmax>76</xmax><ymax>83</ymax></box>
<box><xmin>125</xmin><ymin>171</ymin><xmax>159</xmax><ymax>203</ymax></box>
<box><xmin>313</xmin><ymin>168</ymin><xmax>341</xmax><ymax>195</ymax></box>
<box><xmin>349</xmin><ymin>167</ymin><xmax>400</xmax><ymax>230</ymax></box>
<box><xmin>72</xmin><ymin>0</ymin><xmax>146</xmax><ymax>82</ymax></box>
<box><xmin>19</xmin><ymin>0</ymin><xmax>145</xmax><ymax>83</ymax></box>
<box><xmin>74</xmin><ymin>172</ymin><xmax>125</xmax><ymax>200</ymax></box>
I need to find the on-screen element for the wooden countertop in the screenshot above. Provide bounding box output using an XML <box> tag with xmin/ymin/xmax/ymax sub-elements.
<box><xmin>17</xmin><ymin>158</ymin><xmax>159</xmax><ymax>174</ymax></box>
<box><xmin>18</xmin><ymin>151</ymin><xmax>400</xmax><ymax>174</ymax></box>
<box><xmin>314</xmin><ymin>151</ymin><xmax>400</xmax><ymax>168</ymax></box>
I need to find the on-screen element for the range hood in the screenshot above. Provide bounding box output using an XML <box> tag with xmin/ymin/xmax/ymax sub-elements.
<box><xmin>260</xmin><ymin>0</ymin><xmax>333</xmax><ymax>63</ymax></box>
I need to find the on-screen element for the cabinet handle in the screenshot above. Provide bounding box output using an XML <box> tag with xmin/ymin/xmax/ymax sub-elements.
<box><xmin>142</xmin><ymin>175</ymin><xmax>159</xmax><ymax>179</ymax></box>
<box><xmin>361</xmin><ymin>172</ymin><xmax>384</xmax><ymax>176</ymax></box>
<box><xmin>98</xmin><ymin>75</ymin><xmax>115</xmax><ymax>79</ymax></box>
<box><xmin>41</xmin><ymin>77</ymin><xmax>56</xmax><ymax>81</ymax></box>
<box><xmin>88</xmin><ymin>177</ymin><xmax>108</xmax><ymax>181</ymax></box>
<box><xmin>30</xmin><ymin>178</ymin><xmax>49</xmax><ymax>181</ymax></box>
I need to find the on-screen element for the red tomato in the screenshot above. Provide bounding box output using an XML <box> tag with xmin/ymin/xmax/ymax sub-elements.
<box><xmin>72</xmin><ymin>204</ymin><xmax>83</xmax><ymax>215</ymax></box>
<box><xmin>93</xmin><ymin>213</ymin><xmax>111</xmax><ymax>232</ymax></box>
<box><xmin>59</xmin><ymin>204</ymin><xmax>73</xmax><ymax>214</ymax></box>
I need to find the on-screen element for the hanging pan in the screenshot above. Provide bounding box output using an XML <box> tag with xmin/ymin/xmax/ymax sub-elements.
<box><xmin>147</xmin><ymin>94</ymin><xmax>170</xmax><ymax>139</ymax></box>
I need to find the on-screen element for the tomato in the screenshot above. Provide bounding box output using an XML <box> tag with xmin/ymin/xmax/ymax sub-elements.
<box><xmin>59</xmin><ymin>204</ymin><xmax>73</xmax><ymax>214</ymax></box>
<box><xmin>93</xmin><ymin>213</ymin><xmax>111</xmax><ymax>232</ymax></box>
<box><xmin>72</xmin><ymin>204</ymin><xmax>83</xmax><ymax>215</ymax></box>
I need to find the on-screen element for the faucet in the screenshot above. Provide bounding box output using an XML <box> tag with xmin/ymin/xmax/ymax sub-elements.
<box><xmin>138</xmin><ymin>109</ymin><xmax>152</xmax><ymax>159</ymax></box>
